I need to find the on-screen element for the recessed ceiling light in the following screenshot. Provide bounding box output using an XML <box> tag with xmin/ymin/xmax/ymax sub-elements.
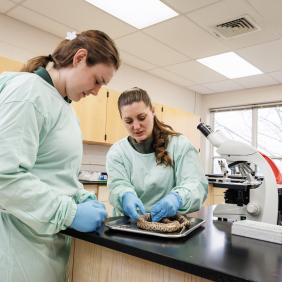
<box><xmin>197</xmin><ymin>52</ymin><xmax>263</xmax><ymax>79</ymax></box>
<box><xmin>85</xmin><ymin>0</ymin><xmax>178</xmax><ymax>29</ymax></box>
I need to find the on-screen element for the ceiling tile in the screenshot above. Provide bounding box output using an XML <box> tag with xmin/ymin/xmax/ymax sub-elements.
<box><xmin>237</xmin><ymin>39</ymin><xmax>282</xmax><ymax>73</ymax></box>
<box><xmin>165</xmin><ymin>60</ymin><xmax>225</xmax><ymax>83</ymax></box>
<box><xmin>22</xmin><ymin>0</ymin><xmax>135</xmax><ymax>38</ymax></box>
<box><xmin>269</xmin><ymin>71</ymin><xmax>282</xmax><ymax>84</ymax></box>
<box><xmin>120</xmin><ymin>50</ymin><xmax>155</xmax><ymax>71</ymax></box>
<box><xmin>187</xmin><ymin>0</ymin><xmax>280</xmax><ymax>50</ymax></box>
<box><xmin>234</xmin><ymin>74</ymin><xmax>279</xmax><ymax>89</ymax></box>
<box><xmin>8</xmin><ymin>6</ymin><xmax>73</xmax><ymax>38</ymax></box>
<box><xmin>0</xmin><ymin>0</ymin><xmax>16</xmax><ymax>13</ymax></box>
<box><xmin>148</xmin><ymin>68</ymin><xmax>195</xmax><ymax>87</ymax></box>
<box><xmin>188</xmin><ymin>84</ymin><xmax>214</xmax><ymax>94</ymax></box>
<box><xmin>0</xmin><ymin>14</ymin><xmax>60</xmax><ymax>56</ymax></box>
<box><xmin>116</xmin><ymin>32</ymin><xmax>187</xmax><ymax>67</ymax></box>
<box><xmin>202</xmin><ymin>80</ymin><xmax>243</xmax><ymax>93</ymax></box>
<box><xmin>143</xmin><ymin>16</ymin><xmax>229</xmax><ymax>59</ymax></box>
<box><xmin>161</xmin><ymin>0</ymin><xmax>219</xmax><ymax>14</ymax></box>
<box><xmin>248</xmin><ymin>0</ymin><xmax>282</xmax><ymax>38</ymax></box>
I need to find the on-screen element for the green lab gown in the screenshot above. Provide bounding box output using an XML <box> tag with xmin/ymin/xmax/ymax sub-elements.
<box><xmin>106</xmin><ymin>135</ymin><xmax>208</xmax><ymax>216</ymax></box>
<box><xmin>0</xmin><ymin>72</ymin><xmax>95</xmax><ymax>282</ymax></box>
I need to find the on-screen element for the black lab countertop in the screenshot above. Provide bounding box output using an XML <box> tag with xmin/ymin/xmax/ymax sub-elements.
<box><xmin>62</xmin><ymin>206</ymin><xmax>282</xmax><ymax>282</ymax></box>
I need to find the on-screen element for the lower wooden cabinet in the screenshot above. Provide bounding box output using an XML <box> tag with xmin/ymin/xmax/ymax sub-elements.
<box><xmin>83</xmin><ymin>184</ymin><xmax>113</xmax><ymax>216</ymax></box>
<box><xmin>69</xmin><ymin>240</ymin><xmax>212</xmax><ymax>282</ymax></box>
<box><xmin>203</xmin><ymin>185</ymin><xmax>226</xmax><ymax>207</ymax></box>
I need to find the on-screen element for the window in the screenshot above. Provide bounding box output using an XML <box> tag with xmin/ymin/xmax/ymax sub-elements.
<box><xmin>210</xmin><ymin>104</ymin><xmax>282</xmax><ymax>173</ymax></box>
<box><xmin>257</xmin><ymin>106</ymin><xmax>282</xmax><ymax>171</ymax></box>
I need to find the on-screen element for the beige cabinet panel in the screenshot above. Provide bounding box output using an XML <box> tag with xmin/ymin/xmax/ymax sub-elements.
<box><xmin>71</xmin><ymin>240</ymin><xmax>212</xmax><ymax>282</ymax></box>
<box><xmin>162</xmin><ymin>106</ymin><xmax>201</xmax><ymax>150</ymax></box>
<box><xmin>185</xmin><ymin>112</ymin><xmax>201</xmax><ymax>151</ymax></box>
<box><xmin>212</xmin><ymin>187</ymin><xmax>226</xmax><ymax>205</ymax></box>
<box><xmin>97</xmin><ymin>186</ymin><xmax>113</xmax><ymax>216</ymax></box>
<box><xmin>72</xmin><ymin>88</ymin><xmax>107</xmax><ymax>143</ymax></box>
<box><xmin>0</xmin><ymin>56</ymin><xmax>22</xmax><ymax>73</ymax></box>
<box><xmin>83</xmin><ymin>184</ymin><xmax>98</xmax><ymax>197</ymax></box>
<box><xmin>97</xmin><ymin>186</ymin><xmax>109</xmax><ymax>202</ymax></box>
<box><xmin>152</xmin><ymin>102</ymin><xmax>163</xmax><ymax>121</ymax></box>
<box><xmin>105</xmin><ymin>90</ymin><xmax>127</xmax><ymax>144</ymax></box>
<box><xmin>203</xmin><ymin>185</ymin><xmax>213</xmax><ymax>207</ymax></box>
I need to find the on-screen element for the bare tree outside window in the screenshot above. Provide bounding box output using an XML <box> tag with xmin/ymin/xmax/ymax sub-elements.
<box><xmin>257</xmin><ymin>106</ymin><xmax>282</xmax><ymax>171</ymax></box>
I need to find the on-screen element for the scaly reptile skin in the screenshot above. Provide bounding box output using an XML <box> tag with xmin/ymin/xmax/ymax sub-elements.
<box><xmin>136</xmin><ymin>213</ymin><xmax>190</xmax><ymax>233</ymax></box>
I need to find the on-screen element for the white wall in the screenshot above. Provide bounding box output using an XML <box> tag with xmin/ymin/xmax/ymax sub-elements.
<box><xmin>108</xmin><ymin>64</ymin><xmax>200</xmax><ymax>113</ymax></box>
<box><xmin>200</xmin><ymin>84</ymin><xmax>282</xmax><ymax>172</ymax></box>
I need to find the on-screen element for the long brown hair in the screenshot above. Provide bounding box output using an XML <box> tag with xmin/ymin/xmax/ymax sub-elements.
<box><xmin>118</xmin><ymin>87</ymin><xmax>179</xmax><ymax>166</ymax></box>
<box><xmin>21</xmin><ymin>30</ymin><xmax>120</xmax><ymax>72</ymax></box>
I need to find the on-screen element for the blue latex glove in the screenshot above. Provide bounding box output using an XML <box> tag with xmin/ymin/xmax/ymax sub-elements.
<box><xmin>151</xmin><ymin>192</ymin><xmax>182</xmax><ymax>222</ymax></box>
<box><xmin>70</xmin><ymin>200</ymin><xmax>107</xmax><ymax>232</ymax></box>
<box><xmin>122</xmin><ymin>192</ymin><xmax>145</xmax><ymax>222</ymax></box>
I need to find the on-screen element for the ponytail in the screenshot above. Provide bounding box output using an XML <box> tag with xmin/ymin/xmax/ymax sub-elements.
<box><xmin>21</xmin><ymin>55</ymin><xmax>53</xmax><ymax>72</ymax></box>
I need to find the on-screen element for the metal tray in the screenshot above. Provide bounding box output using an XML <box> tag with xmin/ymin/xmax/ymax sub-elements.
<box><xmin>105</xmin><ymin>215</ymin><xmax>206</xmax><ymax>238</ymax></box>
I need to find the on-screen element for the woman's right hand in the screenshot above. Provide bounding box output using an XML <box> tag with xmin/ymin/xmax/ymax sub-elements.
<box><xmin>70</xmin><ymin>200</ymin><xmax>107</xmax><ymax>232</ymax></box>
<box><xmin>122</xmin><ymin>192</ymin><xmax>145</xmax><ymax>222</ymax></box>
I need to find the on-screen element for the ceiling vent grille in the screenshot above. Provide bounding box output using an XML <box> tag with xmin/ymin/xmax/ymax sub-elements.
<box><xmin>213</xmin><ymin>16</ymin><xmax>260</xmax><ymax>38</ymax></box>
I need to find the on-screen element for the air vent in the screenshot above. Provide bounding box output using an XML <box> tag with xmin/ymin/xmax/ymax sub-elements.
<box><xmin>213</xmin><ymin>16</ymin><xmax>260</xmax><ymax>38</ymax></box>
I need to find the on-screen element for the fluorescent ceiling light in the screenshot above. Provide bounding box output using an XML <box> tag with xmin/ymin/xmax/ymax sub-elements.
<box><xmin>197</xmin><ymin>52</ymin><xmax>263</xmax><ymax>79</ymax></box>
<box><xmin>85</xmin><ymin>0</ymin><xmax>178</xmax><ymax>29</ymax></box>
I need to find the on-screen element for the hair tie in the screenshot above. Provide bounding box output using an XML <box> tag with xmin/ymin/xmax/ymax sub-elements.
<box><xmin>65</xmin><ymin>31</ymin><xmax>77</xmax><ymax>40</ymax></box>
<box><xmin>47</xmin><ymin>54</ymin><xmax>53</xmax><ymax>62</ymax></box>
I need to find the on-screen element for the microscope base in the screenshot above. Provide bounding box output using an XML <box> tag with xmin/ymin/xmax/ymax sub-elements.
<box><xmin>213</xmin><ymin>204</ymin><xmax>247</xmax><ymax>222</ymax></box>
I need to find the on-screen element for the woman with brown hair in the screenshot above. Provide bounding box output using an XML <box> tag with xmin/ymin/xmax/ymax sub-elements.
<box><xmin>106</xmin><ymin>87</ymin><xmax>208</xmax><ymax>222</ymax></box>
<box><xmin>0</xmin><ymin>30</ymin><xmax>120</xmax><ymax>281</ymax></box>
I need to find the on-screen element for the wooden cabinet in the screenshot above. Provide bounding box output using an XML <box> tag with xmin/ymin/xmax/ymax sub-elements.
<box><xmin>152</xmin><ymin>102</ymin><xmax>163</xmax><ymax>121</ymax></box>
<box><xmin>83</xmin><ymin>184</ymin><xmax>113</xmax><ymax>216</ymax></box>
<box><xmin>105</xmin><ymin>89</ymin><xmax>127</xmax><ymax>144</ymax></box>
<box><xmin>202</xmin><ymin>185</ymin><xmax>226</xmax><ymax>207</ymax></box>
<box><xmin>70</xmin><ymin>241</ymin><xmax>212</xmax><ymax>282</ymax></box>
<box><xmin>162</xmin><ymin>105</ymin><xmax>201</xmax><ymax>150</ymax></box>
<box><xmin>97</xmin><ymin>186</ymin><xmax>113</xmax><ymax>216</ymax></box>
<box><xmin>72</xmin><ymin>87</ymin><xmax>127</xmax><ymax>144</ymax></box>
<box><xmin>212</xmin><ymin>187</ymin><xmax>226</xmax><ymax>204</ymax></box>
<box><xmin>72</xmin><ymin>88</ymin><xmax>107</xmax><ymax>143</ymax></box>
<box><xmin>0</xmin><ymin>56</ymin><xmax>22</xmax><ymax>73</ymax></box>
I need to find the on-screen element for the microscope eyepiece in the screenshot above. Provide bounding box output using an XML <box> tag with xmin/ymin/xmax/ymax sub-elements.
<box><xmin>197</xmin><ymin>122</ymin><xmax>212</xmax><ymax>137</ymax></box>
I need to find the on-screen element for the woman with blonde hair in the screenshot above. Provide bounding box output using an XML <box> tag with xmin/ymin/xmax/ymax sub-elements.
<box><xmin>0</xmin><ymin>30</ymin><xmax>120</xmax><ymax>281</ymax></box>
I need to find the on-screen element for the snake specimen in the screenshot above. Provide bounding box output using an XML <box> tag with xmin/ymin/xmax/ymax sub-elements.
<box><xmin>136</xmin><ymin>213</ymin><xmax>190</xmax><ymax>233</ymax></box>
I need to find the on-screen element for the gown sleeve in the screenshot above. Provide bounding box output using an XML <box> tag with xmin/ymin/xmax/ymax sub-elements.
<box><xmin>106</xmin><ymin>145</ymin><xmax>137</xmax><ymax>214</ymax></box>
<box><xmin>171</xmin><ymin>137</ymin><xmax>208</xmax><ymax>213</ymax></box>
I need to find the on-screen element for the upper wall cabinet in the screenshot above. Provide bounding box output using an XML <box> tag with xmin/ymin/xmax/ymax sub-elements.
<box><xmin>72</xmin><ymin>87</ymin><xmax>127</xmax><ymax>144</ymax></box>
<box><xmin>105</xmin><ymin>89</ymin><xmax>127</xmax><ymax>144</ymax></box>
<box><xmin>0</xmin><ymin>56</ymin><xmax>22</xmax><ymax>73</ymax></box>
<box><xmin>152</xmin><ymin>102</ymin><xmax>163</xmax><ymax>121</ymax></box>
<box><xmin>72</xmin><ymin>88</ymin><xmax>108</xmax><ymax>143</ymax></box>
<box><xmin>162</xmin><ymin>105</ymin><xmax>201</xmax><ymax>150</ymax></box>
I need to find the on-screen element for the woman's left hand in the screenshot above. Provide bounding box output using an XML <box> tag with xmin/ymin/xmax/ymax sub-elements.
<box><xmin>151</xmin><ymin>192</ymin><xmax>182</xmax><ymax>222</ymax></box>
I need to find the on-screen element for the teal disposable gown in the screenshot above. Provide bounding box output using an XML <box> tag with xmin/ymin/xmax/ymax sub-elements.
<box><xmin>0</xmin><ymin>72</ymin><xmax>96</xmax><ymax>282</ymax></box>
<box><xmin>106</xmin><ymin>135</ymin><xmax>208</xmax><ymax>216</ymax></box>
